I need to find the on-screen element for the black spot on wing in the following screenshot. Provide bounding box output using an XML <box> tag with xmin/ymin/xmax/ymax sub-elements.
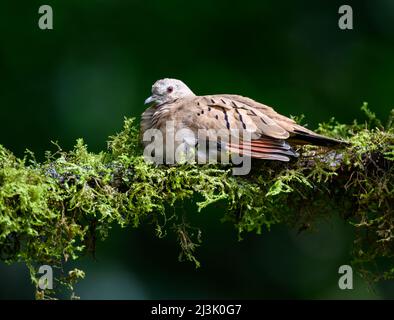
<box><xmin>260</xmin><ymin>117</ymin><xmax>267</xmax><ymax>125</ymax></box>
<box><xmin>235</xmin><ymin>109</ymin><xmax>247</xmax><ymax>130</ymax></box>
<box><xmin>248</xmin><ymin>109</ymin><xmax>257</xmax><ymax>117</ymax></box>
<box><xmin>222</xmin><ymin>109</ymin><xmax>230</xmax><ymax>130</ymax></box>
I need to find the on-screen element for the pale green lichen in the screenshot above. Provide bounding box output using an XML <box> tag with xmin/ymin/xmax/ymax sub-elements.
<box><xmin>0</xmin><ymin>104</ymin><xmax>393</xmax><ymax>298</ymax></box>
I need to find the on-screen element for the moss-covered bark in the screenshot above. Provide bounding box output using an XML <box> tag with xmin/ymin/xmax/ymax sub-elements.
<box><xmin>0</xmin><ymin>104</ymin><xmax>393</xmax><ymax>299</ymax></box>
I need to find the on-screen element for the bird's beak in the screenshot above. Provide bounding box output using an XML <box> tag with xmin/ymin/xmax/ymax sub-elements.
<box><xmin>144</xmin><ymin>95</ymin><xmax>156</xmax><ymax>105</ymax></box>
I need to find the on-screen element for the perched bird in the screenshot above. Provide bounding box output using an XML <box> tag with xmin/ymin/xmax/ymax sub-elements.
<box><xmin>141</xmin><ymin>78</ymin><xmax>345</xmax><ymax>163</ymax></box>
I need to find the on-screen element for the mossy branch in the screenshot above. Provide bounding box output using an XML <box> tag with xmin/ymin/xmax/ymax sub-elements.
<box><xmin>0</xmin><ymin>103</ymin><xmax>393</xmax><ymax>298</ymax></box>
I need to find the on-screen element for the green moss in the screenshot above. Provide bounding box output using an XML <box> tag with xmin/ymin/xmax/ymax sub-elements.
<box><xmin>0</xmin><ymin>104</ymin><xmax>393</xmax><ymax>298</ymax></box>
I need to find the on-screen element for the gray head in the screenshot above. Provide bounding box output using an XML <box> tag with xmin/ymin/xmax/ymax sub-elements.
<box><xmin>144</xmin><ymin>78</ymin><xmax>195</xmax><ymax>106</ymax></box>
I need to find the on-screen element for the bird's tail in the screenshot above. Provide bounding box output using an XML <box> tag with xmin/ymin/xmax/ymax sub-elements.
<box><xmin>290</xmin><ymin>129</ymin><xmax>348</xmax><ymax>147</ymax></box>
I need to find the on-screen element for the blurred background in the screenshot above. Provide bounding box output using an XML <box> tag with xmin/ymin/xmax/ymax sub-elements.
<box><xmin>0</xmin><ymin>0</ymin><xmax>393</xmax><ymax>299</ymax></box>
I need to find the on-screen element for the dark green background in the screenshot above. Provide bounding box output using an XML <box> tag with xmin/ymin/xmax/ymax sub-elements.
<box><xmin>0</xmin><ymin>0</ymin><xmax>393</xmax><ymax>299</ymax></box>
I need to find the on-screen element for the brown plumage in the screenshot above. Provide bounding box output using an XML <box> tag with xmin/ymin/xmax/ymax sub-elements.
<box><xmin>141</xmin><ymin>78</ymin><xmax>346</xmax><ymax>162</ymax></box>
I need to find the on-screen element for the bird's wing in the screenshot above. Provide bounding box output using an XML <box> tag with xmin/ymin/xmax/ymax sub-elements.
<box><xmin>219</xmin><ymin>94</ymin><xmax>346</xmax><ymax>146</ymax></box>
<box><xmin>219</xmin><ymin>94</ymin><xmax>311</xmax><ymax>135</ymax></box>
<box><xmin>172</xmin><ymin>95</ymin><xmax>298</xmax><ymax>161</ymax></box>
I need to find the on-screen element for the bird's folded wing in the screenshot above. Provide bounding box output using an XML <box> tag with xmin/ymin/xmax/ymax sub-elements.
<box><xmin>175</xmin><ymin>95</ymin><xmax>298</xmax><ymax>161</ymax></box>
<box><xmin>219</xmin><ymin>94</ymin><xmax>346</xmax><ymax>146</ymax></box>
<box><xmin>198</xmin><ymin>95</ymin><xmax>291</xmax><ymax>140</ymax></box>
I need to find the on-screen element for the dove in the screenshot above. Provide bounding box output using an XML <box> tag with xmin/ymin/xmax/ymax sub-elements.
<box><xmin>141</xmin><ymin>78</ymin><xmax>346</xmax><ymax>164</ymax></box>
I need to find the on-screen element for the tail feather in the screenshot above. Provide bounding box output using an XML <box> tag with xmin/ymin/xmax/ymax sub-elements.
<box><xmin>290</xmin><ymin>130</ymin><xmax>347</xmax><ymax>147</ymax></box>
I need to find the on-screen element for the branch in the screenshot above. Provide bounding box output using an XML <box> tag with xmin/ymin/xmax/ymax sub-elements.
<box><xmin>0</xmin><ymin>103</ymin><xmax>393</xmax><ymax>298</ymax></box>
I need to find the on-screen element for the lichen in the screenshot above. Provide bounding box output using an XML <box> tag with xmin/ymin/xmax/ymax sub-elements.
<box><xmin>0</xmin><ymin>104</ymin><xmax>393</xmax><ymax>298</ymax></box>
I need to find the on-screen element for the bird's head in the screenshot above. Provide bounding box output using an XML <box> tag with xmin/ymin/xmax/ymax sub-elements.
<box><xmin>144</xmin><ymin>78</ymin><xmax>195</xmax><ymax>106</ymax></box>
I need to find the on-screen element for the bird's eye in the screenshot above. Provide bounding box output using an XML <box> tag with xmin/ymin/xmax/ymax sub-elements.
<box><xmin>167</xmin><ymin>86</ymin><xmax>173</xmax><ymax>93</ymax></box>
